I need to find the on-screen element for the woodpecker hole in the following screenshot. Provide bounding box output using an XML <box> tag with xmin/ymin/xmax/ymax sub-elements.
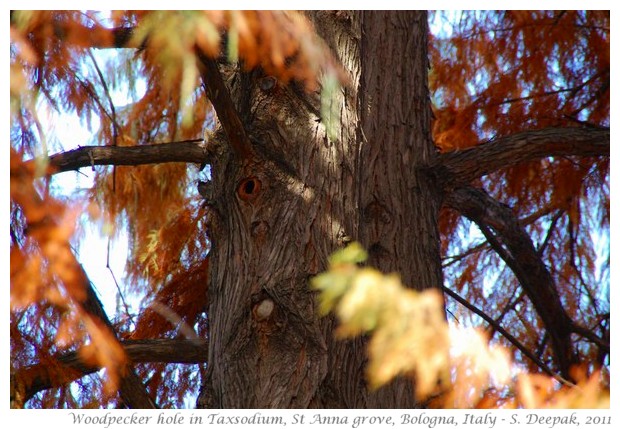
<box><xmin>237</xmin><ymin>177</ymin><xmax>261</xmax><ymax>201</ymax></box>
<box><xmin>244</xmin><ymin>180</ymin><xmax>255</xmax><ymax>194</ymax></box>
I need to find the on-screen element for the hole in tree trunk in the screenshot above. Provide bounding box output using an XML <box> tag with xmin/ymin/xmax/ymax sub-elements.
<box><xmin>244</xmin><ymin>180</ymin><xmax>255</xmax><ymax>194</ymax></box>
<box><xmin>237</xmin><ymin>177</ymin><xmax>262</xmax><ymax>201</ymax></box>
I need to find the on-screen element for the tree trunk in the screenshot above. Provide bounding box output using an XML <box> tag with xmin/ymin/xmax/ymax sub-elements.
<box><xmin>197</xmin><ymin>10</ymin><xmax>442</xmax><ymax>409</ymax></box>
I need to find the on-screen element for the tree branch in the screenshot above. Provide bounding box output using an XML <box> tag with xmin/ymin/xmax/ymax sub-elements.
<box><xmin>10</xmin><ymin>160</ymin><xmax>157</xmax><ymax>408</ymax></box>
<box><xmin>442</xmin><ymin>286</ymin><xmax>569</xmax><ymax>383</ymax></box>
<box><xmin>444</xmin><ymin>186</ymin><xmax>577</xmax><ymax>379</ymax></box>
<box><xmin>432</xmin><ymin>127</ymin><xmax>609</xmax><ymax>188</ymax></box>
<box><xmin>34</xmin><ymin>140</ymin><xmax>209</xmax><ymax>175</ymax></box>
<box><xmin>16</xmin><ymin>338</ymin><xmax>208</xmax><ymax>404</ymax></box>
<box><xmin>79</xmin><ymin>268</ymin><xmax>158</xmax><ymax>409</ymax></box>
<box><xmin>571</xmin><ymin>323</ymin><xmax>610</xmax><ymax>353</ymax></box>
<box><xmin>442</xmin><ymin>203</ymin><xmax>561</xmax><ymax>269</ymax></box>
<box><xmin>197</xmin><ymin>52</ymin><xmax>254</xmax><ymax>160</ymax></box>
<box><xmin>442</xmin><ymin>240</ymin><xmax>490</xmax><ymax>268</ymax></box>
<box><xmin>18</xmin><ymin>18</ymin><xmax>253</xmax><ymax>163</ymax></box>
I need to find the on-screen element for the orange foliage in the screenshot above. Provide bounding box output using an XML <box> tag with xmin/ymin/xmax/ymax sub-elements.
<box><xmin>10</xmin><ymin>149</ymin><xmax>126</xmax><ymax>399</ymax></box>
<box><xmin>515</xmin><ymin>368</ymin><xmax>609</xmax><ymax>409</ymax></box>
<box><xmin>433</xmin><ymin>12</ymin><xmax>609</xmax><ymax>380</ymax></box>
<box><xmin>431</xmin><ymin>11</ymin><xmax>609</xmax><ymax>150</ymax></box>
<box><xmin>10</xmin><ymin>10</ymin><xmax>609</xmax><ymax>408</ymax></box>
<box><xmin>431</xmin><ymin>10</ymin><xmax>609</xmax><ymax>238</ymax></box>
<box><xmin>315</xmin><ymin>244</ymin><xmax>609</xmax><ymax>409</ymax></box>
<box><xmin>132</xmin><ymin>258</ymin><xmax>209</xmax><ymax>340</ymax></box>
<box><xmin>124</xmin><ymin>11</ymin><xmax>342</xmax><ymax>91</ymax></box>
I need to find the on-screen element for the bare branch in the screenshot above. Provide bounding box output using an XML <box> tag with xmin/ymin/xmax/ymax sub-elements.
<box><xmin>33</xmin><ymin>140</ymin><xmax>209</xmax><ymax>175</ymax></box>
<box><xmin>442</xmin><ymin>240</ymin><xmax>490</xmax><ymax>268</ymax></box>
<box><xmin>571</xmin><ymin>323</ymin><xmax>610</xmax><ymax>353</ymax></box>
<box><xmin>87</xmin><ymin>50</ymin><xmax>121</xmax><ymax>147</ymax></box>
<box><xmin>442</xmin><ymin>203</ymin><xmax>560</xmax><ymax>268</ymax></box>
<box><xmin>498</xmin><ymin>67</ymin><xmax>608</xmax><ymax>107</ymax></box>
<box><xmin>16</xmin><ymin>338</ymin><xmax>208</xmax><ymax>404</ymax></box>
<box><xmin>445</xmin><ymin>186</ymin><xmax>577</xmax><ymax>379</ymax></box>
<box><xmin>432</xmin><ymin>127</ymin><xmax>609</xmax><ymax>188</ymax></box>
<box><xmin>537</xmin><ymin>209</ymin><xmax>564</xmax><ymax>256</ymax></box>
<box><xmin>197</xmin><ymin>53</ymin><xmax>254</xmax><ymax>160</ymax></box>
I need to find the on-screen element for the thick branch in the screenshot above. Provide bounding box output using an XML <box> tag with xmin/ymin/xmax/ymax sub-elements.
<box><xmin>433</xmin><ymin>127</ymin><xmax>609</xmax><ymax>187</ymax></box>
<box><xmin>17</xmin><ymin>338</ymin><xmax>208</xmax><ymax>404</ymax></box>
<box><xmin>445</xmin><ymin>186</ymin><xmax>577</xmax><ymax>379</ymax></box>
<box><xmin>36</xmin><ymin>140</ymin><xmax>209</xmax><ymax>175</ymax></box>
<box><xmin>197</xmin><ymin>53</ymin><xmax>254</xmax><ymax>160</ymax></box>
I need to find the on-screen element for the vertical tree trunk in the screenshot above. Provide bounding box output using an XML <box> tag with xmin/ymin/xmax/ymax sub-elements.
<box><xmin>358</xmin><ymin>12</ymin><xmax>442</xmax><ymax>291</ymax></box>
<box><xmin>198</xmin><ymin>10</ymin><xmax>442</xmax><ymax>409</ymax></box>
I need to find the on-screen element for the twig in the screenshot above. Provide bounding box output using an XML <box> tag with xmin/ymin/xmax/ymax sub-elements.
<box><xmin>105</xmin><ymin>238</ymin><xmax>132</xmax><ymax>321</ymax></box>
<box><xmin>536</xmin><ymin>209</ymin><xmax>564</xmax><ymax>256</ymax></box>
<box><xmin>442</xmin><ymin>285</ymin><xmax>574</xmax><ymax>386</ymax></box>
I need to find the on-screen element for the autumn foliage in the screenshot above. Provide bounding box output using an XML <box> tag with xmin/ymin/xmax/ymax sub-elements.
<box><xmin>430</xmin><ymin>10</ymin><xmax>609</xmax><ymax>375</ymax></box>
<box><xmin>10</xmin><ymin>11</ymin><xmax>609</xmax><ymax>408</ymax></box>
<box><xmin>313</xmin><ymin>243</ymin><xmax>609</xmax><ymax>408</ymax></box>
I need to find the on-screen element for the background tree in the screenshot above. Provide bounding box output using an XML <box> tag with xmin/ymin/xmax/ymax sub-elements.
<box><xmin>10</xmin><ymin>10</ymin><xmax>609</xmax><ymax>409</ymax></box>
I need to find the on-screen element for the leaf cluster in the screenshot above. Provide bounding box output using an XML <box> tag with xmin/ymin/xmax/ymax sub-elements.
<box><xmin>313</xmin><ymin>243</ymin><xmax>609</xmax><ymax>409</ymax></box>
<box><xmin>10</xmin><ymin>149</ymin><xmax>126</xmax><ymax>406</ymax></box>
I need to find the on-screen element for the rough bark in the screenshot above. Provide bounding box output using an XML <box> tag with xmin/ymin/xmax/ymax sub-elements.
<box><xmin>336</xmin><ymin>11</ymin><xmax>441</xmax><ymax>407</ymax></box>
<box><xmin>197</xmin><ymin>66</ymin><xmax>331</xmax><ymax>407</ymax></box>
<box><xmin>36</xmin><ymin>140</ymin><xmax>209</xmax><ymax>174</ymax></box>
<box><xmin>432</xmin><ymin>127</ymin><xmax>609</xmax><ymax>188</ymax></box>
<box><xmin>358</xmin><ymin>12</ymin><xmax>442</xmax><ymax>290</ymax></box>
<box><xmin>198</xmin><ymin>54</ymin><xmax>254</xmax><ymax>160</ymax></box>
<box><xmin>12</xmin><ymin>11</ymin><xmax>611</xmax><ymax>410</ymax></box>
<box><xmin>197</xmin><ymin>10</ymin><xmax>437</xmax><ymax>409</ymax></box>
